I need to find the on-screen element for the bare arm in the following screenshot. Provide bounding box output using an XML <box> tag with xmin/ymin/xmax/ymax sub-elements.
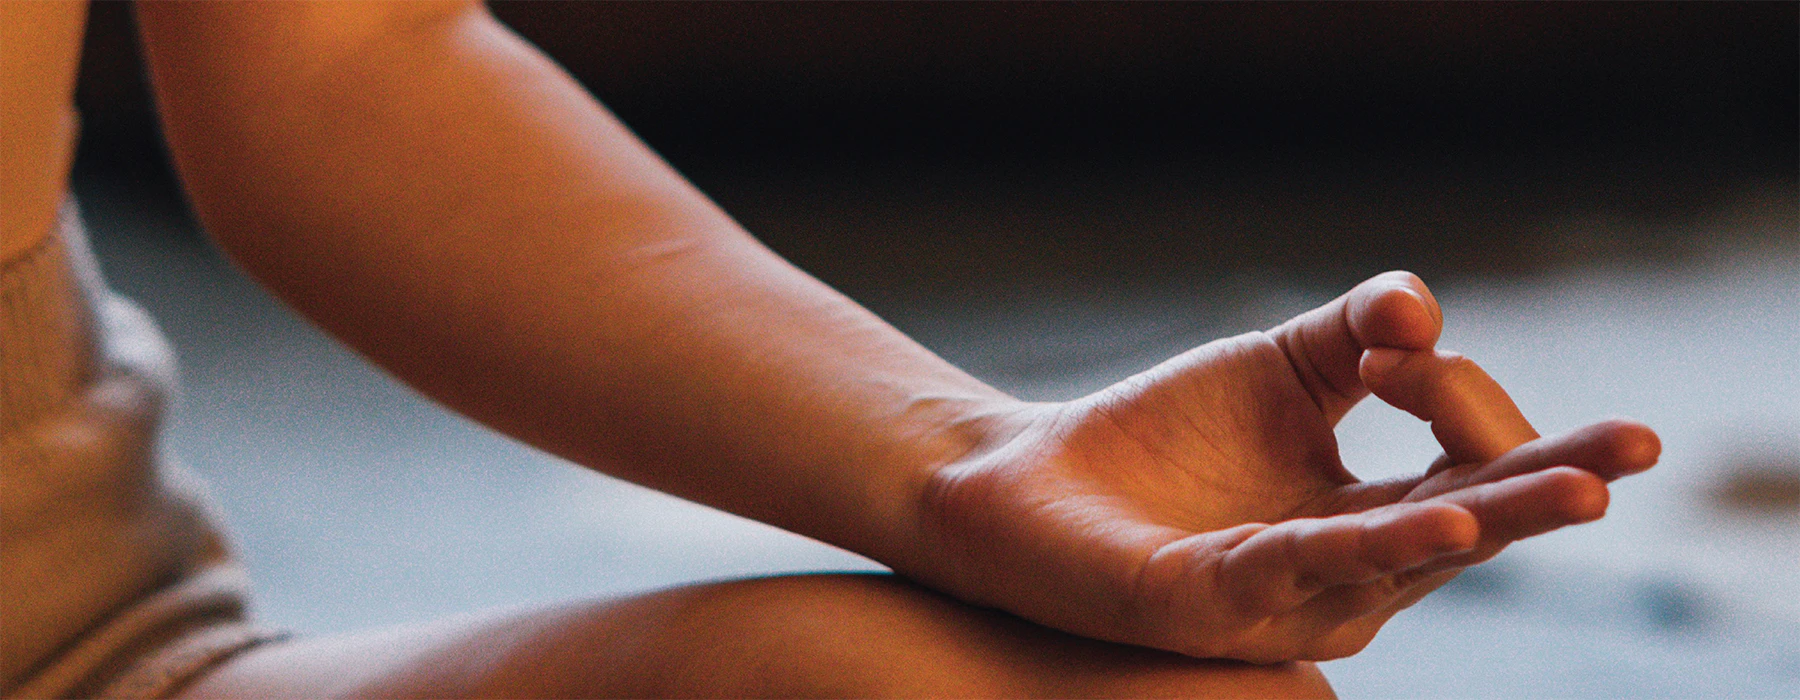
<box><xmin>138</xmin><ymin>1</ymin><xmax>1656</xmax><ymax>663</ymax></box>
<box><xmin>137</xmin><ymin>1</ymin><xmax>1000</xmax><ymax>570</ymax></box>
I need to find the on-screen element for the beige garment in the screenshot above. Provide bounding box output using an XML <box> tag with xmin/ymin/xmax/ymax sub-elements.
<box><xmin>2</xmin><ymin>203</ymin><xmax>281</xmax><ymax>699</ymax></box>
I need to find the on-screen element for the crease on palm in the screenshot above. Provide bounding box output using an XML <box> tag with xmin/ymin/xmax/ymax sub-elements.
<box><xmin>920</xmin><ymin>271</ymin><xmax>1657</xmax><ymax>662</ymax></box>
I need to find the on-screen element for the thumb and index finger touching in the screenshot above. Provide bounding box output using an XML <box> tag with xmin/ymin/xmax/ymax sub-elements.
<box><xmin>1269</xmin><ymin>270</ymin><xmax>1537</xmax><ymax>465</ymax></box>
<box><xmin>1268</xmin><ymin>271</ymin><xmax>1656</xmax><ymax>544</ymax></box>
<box><xmin>1131</xmin><ymin>272</ymin><xmax>1655</xmax><ymax>655</ymax></box>
<box><xmin>1269</xmin><ymin>272</ymin><xmax>1660</xmax><ymax>551</ymax></box>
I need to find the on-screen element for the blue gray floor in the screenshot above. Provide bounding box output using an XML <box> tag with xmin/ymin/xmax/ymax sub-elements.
<box><xmin>77</xmin><ymin>178</ymin><xmax>1799</xmax><ymax>698</ymax></box>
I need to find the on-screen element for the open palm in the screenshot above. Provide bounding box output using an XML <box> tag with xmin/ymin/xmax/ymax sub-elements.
<box><xmin>909</xmin><ymin>272</ymin><xmax>1658</xmax><ymax>663</ymax></box>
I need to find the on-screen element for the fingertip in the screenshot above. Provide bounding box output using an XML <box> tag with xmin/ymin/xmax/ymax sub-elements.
<box><xmin>1363</xmin><ymin>503</ymin><xmax>1479</xmax><ymax>569</ymax></box>
<box><xmin>1429</xmin><ymin>502</ymin><xmax>1482</xmax><ymax>552</ymax></box>
<box><xmin>1538</xmin><ymin>466</ymin><xmax>1611</xmax><ymax>523</ymax></box>
<box><xmin>1388</xmin><ymin>287</ymin><xmax>1442</xmax><ymax>347</ymax></box>
<box><xmin>1352</xmin><ymin>278</ymin><xmax>1441</xmax><ymax>350</ymax></box>
<box><xmin>1402</xmin><ymin>502</ymin><xmax>1480</xmax><ymax>555</ymax></box>
<box><xmin>1359</xmin><ymin>347</ymin><xmax>1410</xmax><ymax>389</ymax></box>
<box><xmin>1598</xmin><ymin>419</ymin><xmax>1662</xmax><ymax>474</ymax></box>
<box><xmin>1377</xmin><ymin>270</ymin><xmax>1445</xmax><ymax>327</ymax></box>
<box><xmin>1371</xmin><ymin>270</ymin><xmax>1425</xmax><ymax>290</ymax></box>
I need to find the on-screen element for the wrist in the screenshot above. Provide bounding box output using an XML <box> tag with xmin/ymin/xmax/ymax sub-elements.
<box><xmin>872</xmin><ymin>391</ymin><xmax>1046</xmax><ymax>582</ymax></box>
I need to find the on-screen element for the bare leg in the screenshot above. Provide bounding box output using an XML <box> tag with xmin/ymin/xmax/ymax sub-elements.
<box><xmin>176</xmin><ymin>574</ymin><xmax>1332</xmax><ymax>699</ymax></box>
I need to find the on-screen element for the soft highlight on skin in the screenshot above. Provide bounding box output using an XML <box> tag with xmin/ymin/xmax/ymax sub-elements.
<box><xmin>2</xmin><ymin>1</ymin><xmax>1660</xmax><ymax>696</ymax></box>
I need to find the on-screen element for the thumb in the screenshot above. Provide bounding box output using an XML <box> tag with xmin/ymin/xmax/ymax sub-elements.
<box><xmin>1269</xmin><ymin>271</ymin><xmax>1443</xmax><ymax>425</ymax></box>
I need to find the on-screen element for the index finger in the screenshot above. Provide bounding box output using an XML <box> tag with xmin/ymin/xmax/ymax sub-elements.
<box><xmin>1360</xmin><ymin>348</ymin><xmax>1539</xmax><ymax>464</ymax></box>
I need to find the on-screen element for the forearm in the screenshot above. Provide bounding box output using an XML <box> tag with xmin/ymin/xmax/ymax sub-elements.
<box><xmin>137</xmin><ymin>2</ymin><xmax>1014</xmax><ymax>565</ymax></box>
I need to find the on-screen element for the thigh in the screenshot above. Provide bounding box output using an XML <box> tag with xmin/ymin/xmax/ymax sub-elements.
<box><xmin>176</xmin><ymin>574</ymin><xmax>1333</xmax><ymax>699</ymax></box>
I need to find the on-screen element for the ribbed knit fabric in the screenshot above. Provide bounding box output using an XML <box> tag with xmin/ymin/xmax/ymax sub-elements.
<box><xmin>2</xmin><ymin>204</ymin><xmax>282</xmax><ymax>699</ymax></box>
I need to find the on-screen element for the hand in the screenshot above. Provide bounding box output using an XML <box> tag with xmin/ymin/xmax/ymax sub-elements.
<box><xmin>906</xmin><ymin>272</ymin><xmax>1659</xmax><ymax>663</ymax></box>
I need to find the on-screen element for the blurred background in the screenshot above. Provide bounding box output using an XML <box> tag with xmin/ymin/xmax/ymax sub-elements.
<box><xmin>73</xmin><ymin>2</ymin><xmax>1795</xmax><ymax>697</ymax></box>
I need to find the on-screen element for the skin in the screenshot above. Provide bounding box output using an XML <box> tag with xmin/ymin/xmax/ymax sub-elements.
<box><xmin>0</xmin><ymin>0</ymin><xmax>85</xmax><ymax>260</ymax></box>
<box><xmin>179</xmin><ymin>575</ymin><xmax>1336</xmax><ymax>699</ymax></box>
<box><xmin>5</xmin><ymin>0</ymin><xmax>1658</xmax><ymax>696</ymax></box>
<box><xmin>909</xmin><ymin>276</ymin><xmax>1658</xmax><ymax>662</ymax></box>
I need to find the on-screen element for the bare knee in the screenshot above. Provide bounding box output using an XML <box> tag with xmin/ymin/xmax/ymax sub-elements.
<box><xmin>573</xmin><ymin>574</ymin><xmax>1336</xmax><ymax>699</ymax></box>
<box><xmin>1061</xmin><ymin>660</ymin><xmax>1335</xmax><ymax>699</ymax></box>
<box><xmin>177</xmin><ymin>574</ymin><xmax>1337</xmax><ymax>698</ymax></box>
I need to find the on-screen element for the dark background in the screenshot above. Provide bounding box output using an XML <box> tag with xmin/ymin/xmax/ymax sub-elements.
<box><xmin>76</xmin><ymin>1</ymin><xmax>1797</xmax><ymax>296</ymax></box>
